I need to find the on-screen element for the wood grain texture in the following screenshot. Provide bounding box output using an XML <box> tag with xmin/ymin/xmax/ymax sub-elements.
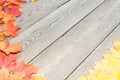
<box><xmin>66</xmin><ymin>0</ymin><xmax>120</xmax><ymax>80</ymax></box>
<box><xmin>30</xmin><ymin>0</ymin><xmax>120</xmax><ymax>80</ymax></box>
<box><xmin>15</xmin><ymin>0</ymin><xmax>69</xmax><ymax>32</ymax></box>
<box><xmin>67</xmin><ymin>25</ymin><xmax>120</xmax><ymax>80</ymax></box>
<box><xmin>10</xmin><ymin>0</ymin><xmax>105</xmax><ymax>62</ymax></box>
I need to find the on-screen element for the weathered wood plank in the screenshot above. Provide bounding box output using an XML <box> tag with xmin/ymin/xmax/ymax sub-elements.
<box><xmin>67</xmin><ymin>0</ymin><xmax>120</xmax><ymax>80</ymax></box>
<box><xmin>10</xmin><ymin>0</ymin><xmax>105</xmax><ymax>62</ymax></box>
<box><xmin>15</xmin><ymin>0</ymin><xmax>69</xmax><ymax>32</ymax></box>
<box><xmin>67</xmin><ymin>23</ymin><xmax>120</xmax><ymax>80</ymax></box>
<box><xmin>30</xmin><ymin>0</ymin><xmax>120</xmax><ymax>80</ymax></box>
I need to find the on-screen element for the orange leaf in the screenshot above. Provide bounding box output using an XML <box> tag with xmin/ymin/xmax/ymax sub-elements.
<box><xmin>5</xmin><ymin>43</ymin><xmax>22</xmax><ymax>54</ymax></box>
<box><xmin>0</xmin><ymin>6</ymin><xmax>2</xmax><ymax>12</ymax></box>
<box><xmin>0</xmin><ymin>41</ymin><xmax>22</xmax><ymax>55</ymax></box>
<box><xmin>0</xmin><ymin>67</ymin><xmax>9</xmax><ymax>80</ymax></box>
<box><xmin>0</xmin><ymin>0</ymin><xmax>45</xmax><ymax>80</ymax></box>
<box><xmin>3</xmin><ymin>14</ymin><xmax>15</xmax><ymax>23</ymax></box>
<box><xmin>3</xmin><ymin>20</ymin><xmax>20</xmax><ymax>37</ymax></box>
<box><xmin>6</xmin><ymin>0</ymin><xmax>22</xmax><ymax>7</ymax></box>
<box><xmin>31</xmin><ymin>74</ymin><xmax>47</xmax><ymax>80</ymax></box>
<box><xmin>26</xmin><ymin>64</ymin><xmax>39</xmax><ymax>75</ymax></box>
<box><xmin>0</xmin><ymin>29</ymin><xmax>6</xmax><ymax>40</ymax></box>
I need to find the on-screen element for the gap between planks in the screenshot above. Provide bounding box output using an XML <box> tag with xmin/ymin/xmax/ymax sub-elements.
<box><xmin>16</xmin><ymin>0</ymin><xmax>70</xmax><ymax>33</ymax></box>
<box><xmin>30</xmin><ymin>0</ymin><xmax>120</xmax><ymax>80</ymax></box>
<box><xmin>66</xmin><ymin>23</ymin><xmax>120</xmax><ymax>80</ymax></box>
<box><xmin>67</xmin><ymin>24</ymin><xmax>120</xmax><ymax>80</ymax></box>
<box><xmin>10</xmin><ymin>0</ymin><xmax>105</xmax><ymax>63</ymax></box>
<box><xmin>66</xmin><ymin>0</ymin><xmax>120</xmax><ymax>79</ymax></box>
<box><xmin>28</xmin><ymin>0</ymin><xmax>106</xmax><ymax>63</ymax></box>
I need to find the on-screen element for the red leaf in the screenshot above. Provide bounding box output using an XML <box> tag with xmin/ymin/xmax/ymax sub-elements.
<box><xmin>5</xmin><ymin>6</ymin><xmax>22</xmax><ymax>17</ymax></box>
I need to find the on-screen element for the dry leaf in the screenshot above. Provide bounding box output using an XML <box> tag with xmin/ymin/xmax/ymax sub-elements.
<box><xmin>78</xmin><ymin>41</ymin><xmax>120</xmax><ymax>80</ymax></box>
<box><xmin>5</xmin><ymin>6</ymin><xmax>22</xmax><ymax>17</ymax></box>
<box><xmin>0</xmin><ymin>41</ymin><xmax>22</xmax><ymax>55</ymax></box>
<box><xmin>3</xmin><ymin>20</ymin><xmax>20</xmax><ymax>37</ymax></box>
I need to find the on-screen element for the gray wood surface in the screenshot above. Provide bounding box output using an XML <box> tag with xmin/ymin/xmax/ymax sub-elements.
<box><xmin>8</xmin><ymin>0</ymin><xmax>120</xmax><ymax>80</ymax></box>
<box><xmin>67</xmin><ymin>25</ymin><xmax>120</xmax><ymax>80</ymax></box>
<box><xmin>15</xmin><ymin>0</ymin><xmax>69</xmax><ymax>32</ymax></box>
<box><xmin>30</xmin><ymin>0</ymin><xmax>120</xmax><ymax>80</ymax></box>
<box><xmin>10</xmin><ymin>0</ymin><xmax>105</xmax><ymax>63</ymax></box>
<box><xmin>66</xmin><ymin>0</ymin><xmax>120</xmax><ymax>80</ymax></box>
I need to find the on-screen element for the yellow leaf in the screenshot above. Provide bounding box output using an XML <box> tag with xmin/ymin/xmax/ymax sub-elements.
<box><xmin>30</xmin><ymin>0</ymin><xmax>37</xmax><ymax>2</ymax></box>
<box><xmin>77</xmin><ymin>40</ymin><xmax>120</xmax><ymax>80</ymax></box>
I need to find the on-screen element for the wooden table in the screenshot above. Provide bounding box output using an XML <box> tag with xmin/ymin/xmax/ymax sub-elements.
<box><xmin>11</xmin><ymin>0</ymin><xmax>120</xmax><ymax>80</ymax></box>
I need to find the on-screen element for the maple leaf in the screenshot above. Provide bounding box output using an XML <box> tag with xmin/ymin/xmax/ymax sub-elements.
<box><xmin>5</xmin><ymin>6</ymin><xmax>22</xmax><ymax>17</ymax></box>
<box><xmin>0</xmin><ymin>41</ymin><xmax>22</xmax><ymax>55</ymax></box>
<box><xmin>78</xmin><ymin>41</ymin><xmax>120</xmax><ymax>80</ymax></box>
<box><xmin>3</xmin><ymin>20</ymin><xmax>20</xmax><ymax>37</ymax></box>
<box><xmin>0</xmin><ymin>51</ymin><xmax>38</xmax><ymax>80</ymax></box>
<box><xmin>0</xmin><ymin>50</ymin><xmax>17</xmax><ymax>68</ymax></box>
<box><xmin>0</xmin><ymin>53</ymin><xmax>23</xmax><ymax>79</ymax></box>
<box><xmin>0</xmin><ymin>50</ymin><xmax>18</xmax><ymax>70</ymax></box>
<box><xmin>0</xmin><ymin>0</ymin><xmax>46</xmax><ymax>80</ymax></box>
